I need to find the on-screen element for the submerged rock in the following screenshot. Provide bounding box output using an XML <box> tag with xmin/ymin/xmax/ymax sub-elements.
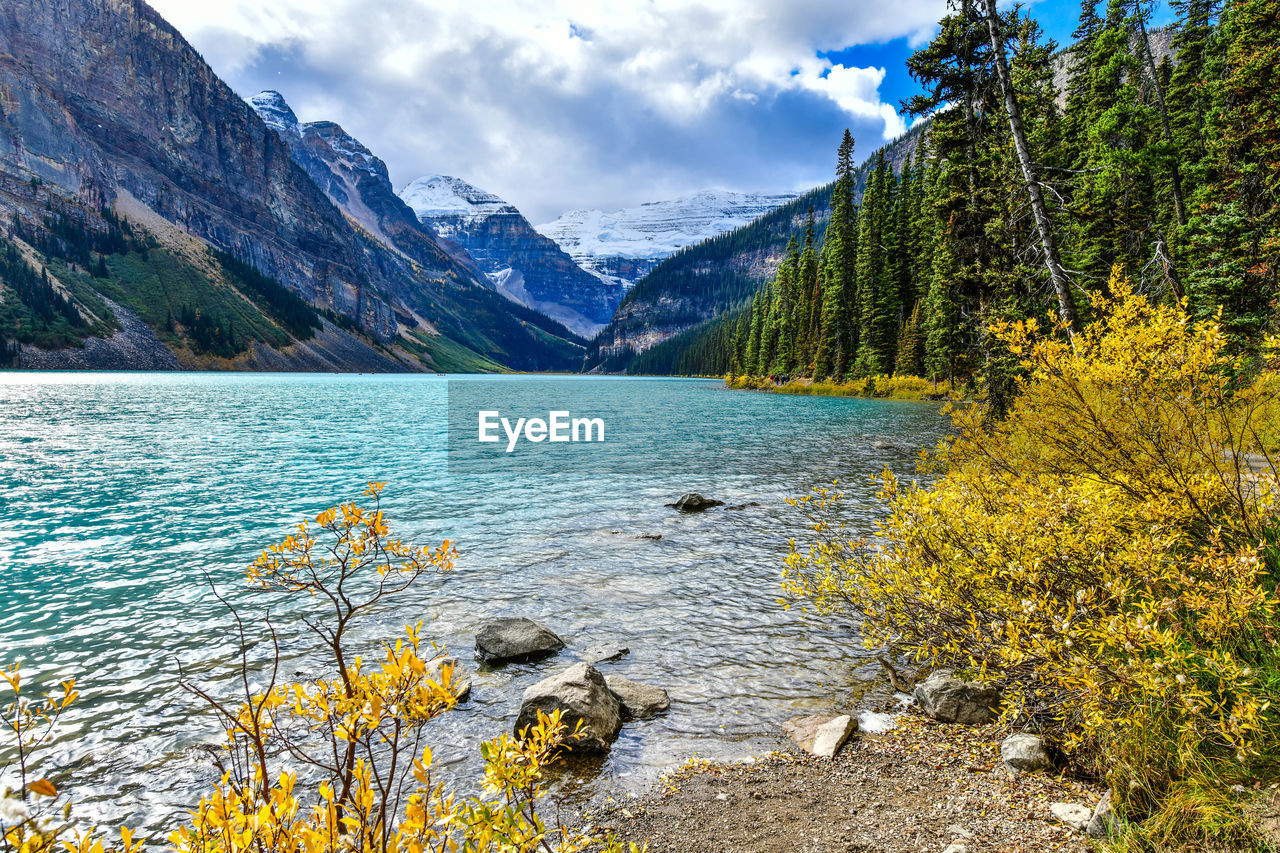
<box><xmin>584</xmin><ymin>643</ymin><xmax>630</xmax><ymax>663</ymax></box>
<box><xmin>1000</xmin><ymin>733</ymin><xmax>1051</xmax><ymax>774</ymax></box>
<box><xmin>475</xmin><ymin>617</ymin><xmax>565</xmax><ymax>665</ymax></box>
<box><xmin>515</xmin><ymin>662</ymin><xmax>623</xmax><ymax>752</ymax></box>
<box><xmin>783</xmin><ymin>714</ymin><xmax>857</xmax><ymax>758</ymax></box>
<box><xmin>427</xmin><ymin>655</ymin><xmax>473</xmax><ymax>702</ymax></box>
<box><xmin>666</xmin><ymin>493</ymin><xmax>724</xmax><ymax>512</ymax></box>
<box><xmin>605</xmin><ymin>675</ymin><xmax>670</xmax><ymax>719</ymax></box>
<box><xmin>914</xmin><ymin>672</ymin><xmax>1000</xmax><ymax>724</ymax></box>
<box><xmin>724</xmin><ymin>501</ymin><xmax>761</xmax><ymax>511</ymax></box>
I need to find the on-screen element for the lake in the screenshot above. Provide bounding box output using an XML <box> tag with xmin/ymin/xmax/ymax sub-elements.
<box><xmin>0</xmin><ymin>373</ymin><xmax>949</xmax><ymax>833</ymax></box>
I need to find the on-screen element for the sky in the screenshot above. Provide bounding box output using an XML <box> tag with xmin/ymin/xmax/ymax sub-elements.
<box><xmin>146</xmin><ymin>0</ymin><xmax>1173</xmax><ymax>223</ymax></box>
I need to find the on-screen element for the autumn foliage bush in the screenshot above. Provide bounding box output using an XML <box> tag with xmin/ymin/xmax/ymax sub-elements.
<box><xmin>2</xmin><ymin>484</ymin><xmax>638</xmax><ymax>853</ymax></box>
<box><xmin>784</xmin><ymin>276</ymin><xmax>1280</xmax><ymax>846</ymax></box>
<box><xmin>726</xmin><ymin>372</ymin><xmax>955</xmax><ymax>400</ymax></box>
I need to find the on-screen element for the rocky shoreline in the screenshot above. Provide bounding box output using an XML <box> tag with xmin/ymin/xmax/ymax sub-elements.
<box><xmin>582</xmin><ymin>713</ymin><xmax>1105</xmax><ymax>853</ymax></box>
<box><xmin>469</xmin><ymin>614</ymin><xmax>1113</xmax><ymax>852</ymax></box>
<box><xmin>469</xmin><ymin>495</ymin><xmax>1114</xmax><ymax>852</ymax></box>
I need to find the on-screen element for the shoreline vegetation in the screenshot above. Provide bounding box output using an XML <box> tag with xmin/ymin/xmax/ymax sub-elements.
<box><xmin>1</xmin><ymin>485</ymin><xmax>643</xmax><ymax>853</ymax></box>
<box><xmin>725</xmin><ymin>372</ymin><xmax>959</xmax><ymax>402</ymax></box>
<box><xmin>775</xmin><ymin>284</ymin><xmax>1280</xmax><ymax>851</ymax></box>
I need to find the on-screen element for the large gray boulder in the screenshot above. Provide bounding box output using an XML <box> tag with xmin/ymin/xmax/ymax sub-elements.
<box><xmin>1000</xmin><ymin>733</ymin><xmax>1051</xmax><ymax>773</ymax></box>
<box><xmin>605</xmin><ymin>675</ymin><xmax>670</xmax><ymax>719</ymax></box>
<box><xmin>666</xmin><ymin>493</ymin><xmax>724</xmax><ymax>512</ymax></box>
<box><xmin>514</xmin><ymin>662</ymin><xmax>623</xmax><ymax>752</ymax></box>
<box><xmin>914</xmin><ymin>671</ymin><xmax>1001</xmax><ymax>724</ymax></box>
<box><xmin>475</xmin><ymin>617</ymin><xmax>564</xmax><ymax>665</ymax></box>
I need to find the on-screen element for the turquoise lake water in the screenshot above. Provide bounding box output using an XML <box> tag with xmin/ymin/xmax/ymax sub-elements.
<box><xmin>0</xmin><ymin>372</ymin><xmax>949</xmax><ymax>833</ymax></box>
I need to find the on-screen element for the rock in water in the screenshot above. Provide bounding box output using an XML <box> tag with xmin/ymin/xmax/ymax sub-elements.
<box><xmin>427</xmin><ymin>655</ymin><xmax>473</xmax><ymax>702</ymax></box>
<box><xmin>1050</xmin><ymin>803</ymin><xmax>1093</xmax><ymax>831</ymax></box>
<box><xmin>514</xmin><ymin>663</ymin><xmax>622</xmax><ymax>752</ymax></box>
<box><xmin>1000</xmin><ymin>733</ymin><xmax>1051</xmax><ymax>773</ymax></box>
<box><xmin>605</xmin><ymin>675</ymin><xmax>670</xmax><ymax>719</ymax></box>
<box><xmin>475</xmin><ymin>617</ymin><xmax>565</xmax><ymax>665</ymax></box>
<box><xmin>914</xmin><ymin>672</ymin><xmax>1001</xmax><ymax>724</ymax></box>
<box><xmin>666</xmin><ymin>493</ymin><xmax>725</xmax><ymax>512</ymax></box>
<box><xmin>1086</xmin><ymin>792</ymin><xmax>1116</xmax><ymax>838</ymax></box>
<box><xmin>783</xmin><ymin>714</ymin><xmax>857</xmax><ymax>758</ymax></box>
<box><xmin>584</xmin><ymin>643</ymin><xmax>630</xmax><ymax>663</ymax></box>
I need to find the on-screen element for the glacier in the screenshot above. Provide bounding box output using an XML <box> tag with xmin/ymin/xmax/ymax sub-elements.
<box><xmin>536</xmin><ymin>189</ymin><xmax>798</xmax><ymax>289</ymax></box>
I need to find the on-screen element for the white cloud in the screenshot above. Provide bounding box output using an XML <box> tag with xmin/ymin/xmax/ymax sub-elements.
<box><xmin>147</xmin><ymin>0</ymin><xmax>947</xmax><ymax>220</ymax></box>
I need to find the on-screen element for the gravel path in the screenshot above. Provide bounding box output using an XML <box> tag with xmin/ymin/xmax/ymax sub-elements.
<box><xmin>583</xmin><ymin>714</ymin><xmax>1104</xmax><ymax>853</ymax></box>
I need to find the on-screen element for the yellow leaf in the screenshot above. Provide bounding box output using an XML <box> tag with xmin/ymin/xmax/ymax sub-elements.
<box><xmin>27</xmin><ymin>778</ymin><xmax>57</xmax><ymax>797</ymax></box>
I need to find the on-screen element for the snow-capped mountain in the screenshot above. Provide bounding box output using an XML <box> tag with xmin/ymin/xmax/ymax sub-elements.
<box><xmin>399</xmin><ymin>175</ymin><xmax>512</xmax><ymax>231</ymax></box>
<box><xmin>400</xmin><ymin>176</ymin><xmax>622</xmax><ymax>338</ymax></box>
<box><xmin>249</xmin><ymin>90</ymin><xmax>303</xmax><ymax>136</ymax></box>
<box><xmin>536</xmin><ymin>190</ymin><xmax>799</xmax><ymax>289</ymax></box>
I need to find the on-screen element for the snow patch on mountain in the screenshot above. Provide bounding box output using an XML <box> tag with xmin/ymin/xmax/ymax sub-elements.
<box><xmin>536</xmin><ymin>189</ymin><xmax>798</xmax><ymax>288</ymax></box>
<box><xmin>398</xmin><ymin>175</ymin><xmax>513</xmax><ymax>236</ymax></box>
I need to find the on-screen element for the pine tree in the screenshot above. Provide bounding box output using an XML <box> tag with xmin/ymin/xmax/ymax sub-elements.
<box><xmin>895</xmin><ymin>301</ymin><xmax>925</xmax><ymax>376</ymax></box>
<box><xmin>1064</xmin><ymin>0</ymin><xmax>1167</xmax><ymax>288</ymax></box>
<box><xmin>828</xmin><ymin>129</ymin><xmax>859</xmax><ymax>376</ymax></box>
<box><xmin>855</xmin><ymin>152</ymin><xmax>895</xmax><ymax>375</ymax></box>
<box><xmin>1167</xmin><ymin>0</ymin><xmax>1223</xmax><ymax>180</ymax></box>
<box><xmin>1183</xmin><ymin>0</ymin><xmax>1280</xmax><ymax>347</ymax></box>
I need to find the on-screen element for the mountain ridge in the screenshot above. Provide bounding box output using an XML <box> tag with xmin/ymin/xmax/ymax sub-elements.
<box><xmin>245</xmin><ymin>89</ymin><xmax>588</xmax><ymax>370</ymax></box>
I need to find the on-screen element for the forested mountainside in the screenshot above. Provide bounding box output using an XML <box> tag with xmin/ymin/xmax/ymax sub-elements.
<box><xmin>584</xmin><ymin>123</ymin><xmax>928</xmax><ymax>372</ymax></box>
<box><xmin>399</xmin><ymin>175</ymin><xmax>623</xmax><ymax>339</ymax></box>
<box><xmin>635</xmin><ymin>3</ymin><xmax>1263</xmax><ymax>402</ymax></box>
<box><xmin>0</xmin><ymin>0</ymin><xmax>583</xmax><ymax>372</ymax></box>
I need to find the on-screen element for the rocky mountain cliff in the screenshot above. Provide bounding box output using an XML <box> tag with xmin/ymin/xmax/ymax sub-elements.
<box><xmin>400</xmin><ymin>176</ymin><xmax>622</xmax><ymax>338</ymax></box>
<box><xmin>536</xmin><ymin>190</ymin><xmax>797</xmax><ymax>291</ymax></box>
<box><xmin>0</xmin><ymin>0</ymin><xmax>582</xmax><ymax>372</ymax></box>
<box><xmin>585</xmin><ymin>124</ymin><xmax>927</xmax><ymax>370</ymax></box>
<box><xmin>244</xmin><ymin>91</ymin><xmax>586</xmax><ymax>368</ymax></box>
<box><xmin>247</xmin><ymin>92</ymin><xmax>487</xmax><ymax>283</ymax></box>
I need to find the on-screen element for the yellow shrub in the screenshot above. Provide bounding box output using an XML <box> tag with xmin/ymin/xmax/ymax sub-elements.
<box><xmin>784</xmin><ymin>276</ymin><xmax>1280</xmax><ymax>844</ymax></box>
<box><xmin>727</xmin><ymin>372</ymin><xmax>954</xmax><ymax>400</ymax></box>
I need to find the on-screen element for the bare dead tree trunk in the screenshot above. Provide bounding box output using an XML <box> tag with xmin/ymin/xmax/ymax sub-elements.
<box><xmin>982</xmin><ymin>0</ymin><xmax>1081</xmax><ymax>338</ymax></box>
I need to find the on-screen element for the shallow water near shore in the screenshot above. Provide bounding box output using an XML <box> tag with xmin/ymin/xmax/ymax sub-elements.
<box><xmin>0</xmin><ymin>372</ymin><xmax>948</xmax><ymax>834</ymax></box>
